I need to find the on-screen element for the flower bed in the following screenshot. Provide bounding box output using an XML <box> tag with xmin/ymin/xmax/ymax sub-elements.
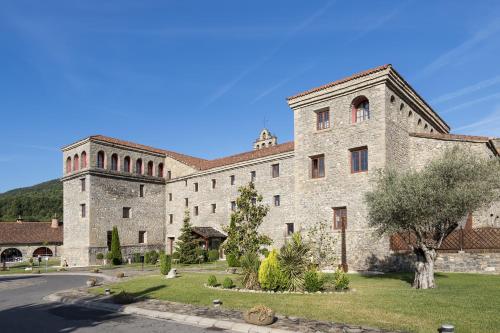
<box><xmin>204</xmin><ymin>283</ymin><xmax>352</xmax><ymax>295</ymax></box>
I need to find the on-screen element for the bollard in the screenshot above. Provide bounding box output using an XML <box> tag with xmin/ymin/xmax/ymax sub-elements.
<box><xmin>439</xmin><ymin>324</ymin><xmax>454</xmax><ymax>333</ymax></box>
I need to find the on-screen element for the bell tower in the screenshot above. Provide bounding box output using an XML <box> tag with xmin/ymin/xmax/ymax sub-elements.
<box><xmin>253</xmin><ymin>128</ymin><xmax>277</xmax><ymax>150</ymax></box>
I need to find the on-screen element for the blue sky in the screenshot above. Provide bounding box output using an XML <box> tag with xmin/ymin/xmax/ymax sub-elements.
<box><xmin>1</xmin><ymin>1</ymin><xmax>500</xmax><ymax>192</ymax></box>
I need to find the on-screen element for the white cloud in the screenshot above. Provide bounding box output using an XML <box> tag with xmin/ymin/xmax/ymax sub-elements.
<box><xmin>453</xmin><ymin>108</ymin><xmax>500</xmax><ymax>136</ymax></box>
<box><xmin>431</xmin><ymin>75</ymin><xmax>500</xmax><ymax>104</ymax></box>
<box><xmin>442</xmin><ymin>91</ymin><xmax>500</xmax><ymax>114</ymax></box>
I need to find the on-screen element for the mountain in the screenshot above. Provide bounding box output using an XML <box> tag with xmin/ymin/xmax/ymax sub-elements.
<box><xmin>0</xmin><ymin>179</ymin><xmax>62</xmax><ymax>222</ymax></box>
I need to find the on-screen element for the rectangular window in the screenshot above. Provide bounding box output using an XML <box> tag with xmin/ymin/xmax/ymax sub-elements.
<box><xmin>350</xmin><ymin>147</ymin><xmax>368</xmax><ymax>173</ymax></box>
<box><xmin>107</xmin><ymin>231</ymin><xmax>112</xmax><ymax>250</ymax></box>
<box><xmin>167</xmin><ymin>171</ymin><xmax>172</xmax><ymax>180</ymax></box>
<box><xmin>194</xmin><ymin>182</ymin><xmax>199</xmax><ymax>192</ymax></box>
<box><xmin>194</xmin><ymin>206</ymin><xmax>199</xmax><ymax>216</ymax></box>
<box><xmin>80</xmin><ymin>204</ymin><xmax>86</xmax><ymax>218</ymax></box>
<box><xmin>311</xmin><ymin>155</ymin><xmax>325</xmax><ymax>178</ymax></box>
<box><xmin>123</xmin><ymin>207</ymin><xmax>131</xmax><ymax>218</ymax></box>
<box><xmin>211</xmin><ymin>203</ymin><xmax>216</xmax><ymax>213</ymax></box>
<box><xmin>316</xmin><ymin>109</ymin><xmax>330</xmax><ymax>130</ymax></box>
<box><xmin>212</xmin><ymin>179</ymin><xmax>216</xmax><ymax>189</ymax></box>
<box><xmin>169</xmin><ymin>214</ymin><xmax>173</xmax><ymax>224</ymax></box>
<box><xmin>286</xmin><ymin>223</ymin><xmax>294</xmax><ymax>236</ymax></box>
<box><xmin>333</xmin><ymin>207</ymin><xmax>347</xmax><ymax>230</ymax></box>
<box><xmin>271</xmin><ymin>164</ymin><xmax>280</xmax><ymax>178</ymax></box>
<box><xmin>185</xmin><ymin>180</ymin><xmax>188</xmax><ymax>187</ymax></box>
<box><xmin>168</xmin><ymin>193</ymin><xmax>173</xmax><ymax>201</ymax></box>
<box><xmin>185</xmin><ymin>198</ymin><xmax>189</xmax><ymax>208</ymax></box>
<box><xmin>139</xmin><ymin>184</ymin><xmax>144</xmax><ymax>197</ymax></box>
<box><xmin>274</xmin><ymin>195</ymin><xmax>280</xmax><ymax>207</ymax></box>
<box><xmin>231</xmin><ymin>201</ymin><xmax>236</xmax><ymax>211</ymax></box>
<box><xmin>138</xmin><ymin>231</ymin><xmax>146</xmax><ymax>244</ymax></box>
<box><xmin>80</xmin><ymin>178</ymin><xmax>86</xmax><ymax>192</ymax></box>
<box><xmin>230</xmin><ymin>175</ymin><xmax>235</xmax><ymax>185</ymax></box>
<box><xmin>250</xmin><ymin>171</ymin><xmax>256</xmax><ymax>182</ymax></box>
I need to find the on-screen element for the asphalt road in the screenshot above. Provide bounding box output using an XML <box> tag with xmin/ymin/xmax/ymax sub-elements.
<box><xmin>0</xmin><ymin>274</ymin><xmax>230</xmax><ymax>333</ymax></box>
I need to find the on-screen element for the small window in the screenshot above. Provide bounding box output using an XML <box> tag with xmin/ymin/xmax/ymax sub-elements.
<box><xmin>124</xmin><ymin>156</ymin><xmax>131</xmax><ymax>172</ymax></box>
<box><xmin>136</xmin><ymin>159</ymin><xmax>143</xmax><ymax>175</ymax></box>
<box><xmin>250</xmin><ymin>171</ymin><xmax>256</xmax><ymax>182</ymax></box>
<box><xmin>211</xmin><ymin>203</ymin><xmax>216</xmax><ymax>213</ymax></box>
<box><xmin>80</xmin><ymin>204</ymin><xmax>86</xmax><ymax>218</ymax></box>
<box><xmin>80</xmin><ymin>178</ymin><xmax>86</xmax><ymax>192</ymax></box>
<box><xmin>73</xmin><ymin>154</ymin><xmax>79</xmax><ymax>171</ymax></box>
<box><xmin>97</xmin><ymin>151</ymin><xmax>105</xmax><ymax>168</ymax></box>
<box><xmin>167</xmin><ymin>170</ymin><xmax>172</xmax><ymax>180</ymax></box>
<box><xmin>230</xmin><ymin>175</ymin><xmax>235</xmax><ymax>185</ymax></box>
<box><xmin>352</xmin><ymin>97</ymin><xmax>370</xmax><ymax>123</ymax></box>
<box><xmin>123</xmin><ymin>207</ymin><xmax>131</xmax><ymax>218</ymax></box>
<box><xmin>169</xmin><ymin>214</ymin><xmax>173</xmax><ymax>224</ymax></box>
<box><xmin>400</xmin><ymin>103</ymin><xmax>405</xmax><ymax>111</ymax></box>
<box><xmin>271</xmin><ymin>164</ymin><xmax>280</xmax><ymax>178</ymax></box>
<box><xmin>212</xmin><ymin>179</ymin><xmax>216</xmax><ymax>189</ymax></box>
<box><xmin>158</xmin><ymin>163</ymin><xmax>164</xmax><ymax>177</ymax></box>
<box><xmin>231</xmin><ymin>201</ymin><xmax>236</xmax><ymax>211</ymax></box>
<box><xmin>417</xmin><ymin>118</ymin><xmax>422</xmax><ymax>126</ymax></box>
<box><xmin>311</xmin><ymin>155</ymin><xmax>325</xmax><ymax>178</ymax></box>
<box><xmin>138</xmin><ymin>231</ymin><xmax>146</xmax><ymax>244</ymax></box>
<box><xmin>390</xmin><ymin>95</ymin><xmax>395</xmax><ymax>104</ymax></box>
<box><xmin>286</xmin><ymin>223</ymin><xmax>294</xmax><ymax>236</ymax></box>
<box><xmin>351</xmin><ymin>147</ymin><xmax>368</xmax><ymax>173</ymax></box>
<box><xmin>66</xmin><ymin>156</ymin><xmax>72</xmax><ymax>173</ymax></box>
<box><xmin>139</xmin><ymin>184</ymin><xmax>144</xmax><ymax>197</ymax></box>
<box><xmin>111</xmin><ymin>153</ymin><xmax>118</xmax><ymax>171</ymax></box>
<box><xmin>194</xmin><ymin>182</ymin><xmax>199</xmax><ymax>192</ymax></box>
<box><xmin>274</xmin><ymin>195</ymin><xmax>280</xmax><ymax>207</ymax></box>
<box><xmin>185</xmin><ymin>179</ymin><xmax>188</xmax><ymax>186</ymax></box>
<box><xmin>316</xmin><ymin>109</ymin><xmax>330</xmax><ymax>130</ymax></box>
<box><xmin>334</xmin><ymin>207</ymin><xmax>347</xmax><ymax>230</ymax></box>
<box><xmin>168</xmin><ymin>193</ymin><xmax>172</xmax><ymax>201</ymax></box>
<box><xmin>81</xmin><ymin>151</ymin><xmax>87</xmax><ymax>169</ymax></box>
<box><xmin>147</xmin><ymin>161</ymin><xmax>154</xmax><ymax>176</ymax></box>
<box><xmin>194</xmin><ymin>206</ymin><xmax>199</xmax><ymax>216</ymax></box>
<box><xmin>107</xmin><ymin>231</ymin><xmax>112</xmax><ymax>250</ymax></box>
<box><xmin>185</xmin><ymin>198</ymin><xmax>189</xmax><ymax>208</ymax></box>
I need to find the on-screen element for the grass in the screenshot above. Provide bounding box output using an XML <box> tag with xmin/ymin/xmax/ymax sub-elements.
<box><xmin>0</xmin><ymin>258</ymin><xmax>61</xmax><ymax>275</ymax></box>
<box><xmin>91</xmin><ymin>271</ymin><xmax>500</xmax><ymax>333</ymax></box>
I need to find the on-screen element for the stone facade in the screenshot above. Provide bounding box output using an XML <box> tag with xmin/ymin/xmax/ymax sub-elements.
<box><xmin>61</xmin><ymin>64</ymin><xmax>499</xmax><ymax>270</ymax></box>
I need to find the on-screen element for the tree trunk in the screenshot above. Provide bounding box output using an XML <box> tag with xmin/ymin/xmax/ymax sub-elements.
<box><xmin>413</xmin><ymin>246</ymin><xmax>436</xmax><ymax>289</ymax></box>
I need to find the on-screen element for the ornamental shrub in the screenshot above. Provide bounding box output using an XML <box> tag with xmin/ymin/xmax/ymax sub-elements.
<box><xmin>149</xmin><ymin>250</ymin><xmax>159</xmax><ymax>265</ymax></box>
<box><xmin>207</xmin><ymin>275</ymin><xmax>218</xmax><ymax>287</ymax></box>
<box><xmin>110</xmin><ymin>226</ymin><xmax>122</xmax><ymax>265</ymax></box>
<box><xmin>240</xmin><ymin>252</ymin><xmax>261</xmax><ymax>290</ymax></box>
<box><xmin>222</xmin><ymin>277</ymin><xmax>234</xmax><ymax>289</ymax></box>
<box><xmin>258</xmin><ymin>249</ymin><xmax>282</xmax><ymax>291</ymax></box>
<box><xmin>208</xmin><ymin>249</ymin><xmax>219</xmax><ymax>262</ymax></box>
<box><xmin>160</xmin><ymin>253</ymin><xmax>172</xmax><ymax>275</ymax></box>
<box><xmin>132</xmin><ymin>252</ymin><xmax>141</xmax><ymax>263</ymax></box>
<box><xmin>96</xmin><ymin>253</ymin><xmax>104</xmax><ymax>260</ymax></box>
<box><xmin>106</xmin><ymin>252</ymin><xmax>113</xmax><ymax>261</ymax></box>
<box><xmin>144</xmin><ymin>251</ymin><xmax>151</xmax><ymax>265</ymax></box>
<box><xmin>226</xmin><ymin>253</ymin><xmax>240</xmax><ymax>267</ymax></box>
<box><xmin>304</xmin><ymin>270</ymin><xmax>324</xmax><ymax>292</ymax></box>
<box><xmin>333</xmin><ymin>267</ymin><xmax>350</xmax><ymax>290</ymax></box>
<box><xmin>195</xmin><ymin>248</ymin><xmax>207</xmax><ymax>263</ymax></box>
<box><xmin>172</xmin><ymin>252</ymin><xmax>180</xmax><ymax>260</ymax></box>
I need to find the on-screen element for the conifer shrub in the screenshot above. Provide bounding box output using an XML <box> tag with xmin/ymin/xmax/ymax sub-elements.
<box><xmin>110</xmin><ymin>226</ymin><xmax>122</xmax><ymax>265</ymax></box>
<box><xmin>258</xmin><ymin>249</ymin><xmax>282</xmax><ymax>291</ymax></box>
<box><xmin>207</xmin><ymin>275</ymin><xmax>218</xmax><ymax>287</ymax></box>
<box><xmin>333</xmin><ymin>267</ymin><xmax>350</xmax><ymax>290</ymax></box>
<box><xmin>160</xmin><ymin>253</ymin><xmax>172</xmax><ymax>275</ymax></box>
<box><xmin>304</xmin><ymin>269</ymin><xmax>324</xmax><ymax>292</ymax></box>
<box><xmin>222</xmin><ymin>277</ymin><xmax>234</xmax><ymax>289</ymax></box>
<box><xmin>144</xmin><ymin>251</ymin><xmax>151</xmax><ymax>265</ymax></box>
<box><xmin>226</xmin><ymin>253</ymin><xmax>240</xmax><ymax>267</ymax></box>
<box><xmin>149</xmin><ymin>250</ymin><xmax>159</xmax><ymax>265</ymax></box>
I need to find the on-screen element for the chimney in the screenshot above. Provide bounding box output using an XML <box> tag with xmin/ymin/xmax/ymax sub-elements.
<box><xmin>16</xmin><ymin>216</ymin><xmax>23</xmax><ymax>223</ymax></box>
<box><xmin>51</xmin><ymin>218</ymin><xmax>59</xmax><ymax>228</ymax></box>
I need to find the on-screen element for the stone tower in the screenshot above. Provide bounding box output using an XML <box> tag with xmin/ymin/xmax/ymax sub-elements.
<box><xmin>254</xmin><ymin>129</ymin><xmax>278</xmax><ymax>150</ymax></box>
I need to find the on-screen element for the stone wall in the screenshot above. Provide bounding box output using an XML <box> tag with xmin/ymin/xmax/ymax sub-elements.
<box><xmin>0</xmin><ymin>244</ymin><xmax>61</xmax><ymax>260</ymax></box>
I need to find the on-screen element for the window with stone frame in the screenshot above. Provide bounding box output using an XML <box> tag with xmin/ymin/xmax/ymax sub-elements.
<box><xmin>167</xmin><ymin>170</ymin><xmax>172</xmax><ymax>180</ymax></box>
<box><xmin>230</xmin><ymin>175</ymin><xmax>235</xmax><ymax>185</ymax></box>
<box><xmin>80</xmin><ymin>178</ymin><xmax>86</xmax><ymax>192</ymax></box>
<box><xmin>97</xmin><ymin>151</ymin><xmax>105</xmax><ymax>169</ymax></box>
<box><xmin>274</xmin><ymin>195</ymin><xmax>280</xmax><ymax>207</ymax></box>
<box><xmin>212</xmin><ymin>179</ymin><xmax>216</xmax><ymax>189</ymax></box>
<box><xmin>111</xmin><ymin>154</ymin><xmax>118</xmax><ymax>171</ymax></box>
<box><xmin>194</xmin><ymin>206</ymin><xmax>199</xmax><ymax>216</ymax></box>
<box><xmin>350</xmin><ymin>147</ymin><xmax>368</xmax><ymax>173</ymax></box>
<box><xmin>250</xmin><ymin>171</ymin><xmax>256</xmax><ymax>182</ymax></box>
<box><xmin>139</xmin><ymin>184</ymin><xmax>144</xmax><ymax>197</ymax></box>
<box><xmin>231</xmin><ymin>201</ymin><xmax>236</xmax><ymax>211</ymax></box>
<box><xmin>194</xmin><ymin>182</ymin><xmax>199</xmax><ymax>192</ymax></box>
<box><xmin>271</xmin><ymin>163</ymin><xmax>280</xmax><ymax>178</ymax></box>
<box><xmin>169</xmin><ymin>214</ymin><xmax>173</xmax><ymax>224</ymax></box>
<box><xmin>168</xmin><ymin>193</ymin><xmax>173</xmax><ymax>201</ymax></box>
<box><xmin>123</xmin><ymin>207</ymin><xmax>131</xmax><ymax>218</ymax></box>
<box><xmin>211</xmin><ymin>203</ymin><xmax>216</xmax><ymax>213</ymax></box>
<box><xmin>311</xmin><ymin>154</ymin><xmax>325</xmax><ymax>178</ymax></box>
<box><xmin>351</xmin><ymin>96</ymin><xmax>370</xmax><ymax>123</ymax></box>
<box><xmin>185</xmin><ymin>198</ymin><xmax>189</xmax><ymax>208</ymax></box>
<box><xmin>80</xmin><ymin>204</ymin><xmax>86</xmax><ymax>218</ymax></box>
<box><xmin>124</xmin><ymin>156</ymin><xmax>131</xmax><ymax>172</ymax></box>
<box><xmin>286</xmin><ymin>223</ymin><xmax>294</xmax><ymax>236</ymax></box>
<box><xmin>316</xmin><ymin>108</ymin><xmax>330</xmax><ymax>130</ymax></box>
<box><xmin>138</xmin><ymin>231</ymin><xmax>147</xmax><ymax>244</ymax></box>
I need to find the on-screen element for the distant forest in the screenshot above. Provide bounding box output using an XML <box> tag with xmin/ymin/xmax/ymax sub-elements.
<box><xmin>0</xmin><ymin>179</ymin><xmax>62</xmax><ymax>222</ymax></box>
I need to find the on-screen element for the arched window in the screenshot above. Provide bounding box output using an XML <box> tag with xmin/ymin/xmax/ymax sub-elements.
<box><xmin>81</xmin><ymin>151</ymin><xmax>87</xmax><ymax>169</ymax></box>
<box><xmin>158</xmin><ymin>163</ymin><xmax>164</xmax><ymax>177</ymax></box>
<box><xmin>97</xmin><ymin>151</ymin><xmax>105</xmax><ymax>168</ymax></box>
<box><xmin>136</xmin><ymin>158</ymin><xmax>143</xmax><ymax>175</ymax></box>
<box><xmin>66</xmin><ymin>157</ymin><xmax>72</xmax><ymax>173</ymax></box>
<box><xmin>111</xmin><ymin>153</ymin><xmax>118</xmax><ymax>171</ymax></box>
<box><xmin>351</xmin><ymin>96</ymin><xmax>370</xmax><ymax>123</ymax></box>
<box><xmin>73</xmin><ymin>154</ymin><xmax>79</xmax><ymax>171</ymax></box>
<box><xmin>124</xmin><ymin>156</ymin><xmax>131</xmax><ymax>172</ymax></box>
<box><xmin>32</xmin><ymin>247</ymin><xmax>53</xmax><ymax>257</ymax></box>
<box><xmin>147</xmin><ymin>161</ymin><xmax>154</xmax><ymax>176</ymax></box>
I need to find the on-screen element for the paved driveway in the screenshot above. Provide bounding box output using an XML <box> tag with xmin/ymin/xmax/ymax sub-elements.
<box><xmin>0</xmin><ymin>274</ymin><xmax>229</xmax><ymax>333</ymax></box>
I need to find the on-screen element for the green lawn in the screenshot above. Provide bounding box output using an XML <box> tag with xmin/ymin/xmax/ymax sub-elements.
<box><xmin>92</xmin><ymin>272</ymin><xmax>500</xmax><ymax>333</ymax></box>
<box><xmin>0</xmin><ymin>258</ymin><xmax>61</xmax><ymax>275</ymax></box>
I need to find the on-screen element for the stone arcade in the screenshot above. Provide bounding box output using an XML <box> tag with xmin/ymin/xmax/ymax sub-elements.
<box><xmin>61</xmin><ymin>65</ymin><xmax>500</xmax><ymax>269</ymax></box>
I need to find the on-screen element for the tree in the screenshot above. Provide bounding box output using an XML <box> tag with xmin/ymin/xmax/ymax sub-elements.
<box><xmin>175</xmin><ymin>210</ymin><xmax>199</xmax><ymax>264</ymax></box>
<box><xmin>222</xmin><ymin>182</ymin><xmax>271</xmax><ymax>259</ymax></box>
<box><xmin>365</xmin><ymin>147</ymin><xmax>500</xmax><ymax>289</ymax></box>
<box><xmin>110</xmin><ymin>226</ymin><xmax>122</xmax><ymax>265</ymax></box>
<box><xmin>160</xmin><ymin>252</ymin><xmax>171</xmax><ymax>275</ymax></box>
<box><xmin>307</xmin><ymin>219</ymin><xmax>337</xmax><ymax>269</ymax></box>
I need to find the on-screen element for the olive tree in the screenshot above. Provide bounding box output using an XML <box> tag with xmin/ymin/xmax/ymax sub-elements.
<box><xmin>365</xmin><ymin>146</ymin><xmax>500</xmax><ymax>289</ymax></box>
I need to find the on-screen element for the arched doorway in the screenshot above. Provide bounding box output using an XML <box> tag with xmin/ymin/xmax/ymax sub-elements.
<box><xmin>1</xmin><ymin>248</ymin><xmax>22</xmax><ymax>263</ymax></box>
<box><xmin>32</xmin><ymin>247</ymin><xmax>53</xmax><ymax>257</ymax></box>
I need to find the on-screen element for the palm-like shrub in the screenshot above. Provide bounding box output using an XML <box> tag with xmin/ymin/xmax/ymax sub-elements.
<box><xmin>240</xmin><ymin>252</ymin><xmax>261</xmax><ymax>290</ymax></box>
<box><xmin>258</xmin><ymin>249</ymin><xmax>282</xmax><ymax>291</ymax></box>
<box><xmin>278</xmin><ymin>233</ymin><xmax>310</xmax><ymax>291</ymax></box>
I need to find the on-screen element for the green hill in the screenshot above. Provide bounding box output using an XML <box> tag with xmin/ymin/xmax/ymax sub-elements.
<box><xmin>0</xmin><ymin>179</ymin><xmax>62</xmax><ymax>222</ymax></box>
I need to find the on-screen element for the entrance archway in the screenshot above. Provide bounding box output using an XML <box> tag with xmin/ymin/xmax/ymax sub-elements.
<box><xmin>1</xmin><ymin>248</ymin><xmax>22</xmax><ymax>262</ymax></box>
<box><xmin>32</xmin><ymin>247</ymin><xmax>53</xmax><ymax>257</ymax></box>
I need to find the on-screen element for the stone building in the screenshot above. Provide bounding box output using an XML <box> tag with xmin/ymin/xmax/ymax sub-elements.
<box><xmin>61</xmin><ymin>64</ymin><xmax>500</xmax><ymax>270</ymax></box>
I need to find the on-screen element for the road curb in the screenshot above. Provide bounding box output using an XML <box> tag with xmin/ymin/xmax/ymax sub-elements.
<box><xmin>44</xmin><ymin>292</ymin><xmax>296</xmax><ymax>333</ymax></box>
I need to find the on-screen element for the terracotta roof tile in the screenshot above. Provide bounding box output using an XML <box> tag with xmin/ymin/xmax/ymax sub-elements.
<box><xmin>409</xmin><ymin>132</ymin><xmax>493</xmax><ymax>143</ymax></box>
<box><xmin>0</xmin><ymin>222</ymin><xmax>63</xmax><ymax>245</ymax></box>
<box><xmin>287</xmin><ymin>64</ymin><xmax>391</xmax><ymax>100</ymax></box>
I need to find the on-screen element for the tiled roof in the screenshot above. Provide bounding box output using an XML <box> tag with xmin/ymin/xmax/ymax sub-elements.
<box><xmin>287</xmin><ymin>64</ymin><xmax>391</xmax><ymax>100</ymax></box>
<box><xmin>409</xmin><ymin>132</ymin><xmax>493</xmax><ymax>143</ymax></box>
<box><xmin>0</xmin><ymin>222</ymin><xmax>63</xmax><ymax>245</ymax></box>
<box><xmin>192</xmin><ymin>227</ymin><xmax>226</xmax><ymax>239</ymax></box>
